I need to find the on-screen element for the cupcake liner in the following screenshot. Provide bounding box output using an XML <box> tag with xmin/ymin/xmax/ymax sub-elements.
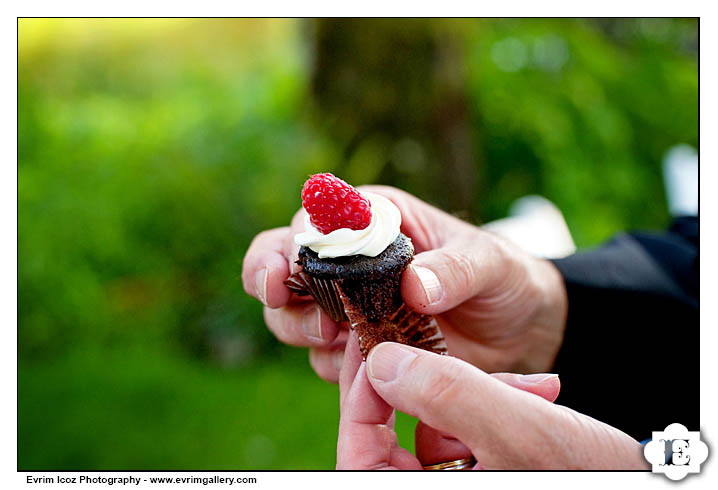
<box><xmin>284</xmin><ymin>271</ymin><xmax>348</xmax><ymax>322</ymax></box>
<box><xmin>285</xmin><ymin>270</ymin><xmax>447</xmax><ymax>359</ymax></box>
<box><xmin>338</xmin><ymin>287</ymin><xmax>447</xmax><ymax>359</ymax></box>
<box><xmin>386</xmin><ymin>302</ymin><xmax>447</xmax><ymax>355</ymax></box>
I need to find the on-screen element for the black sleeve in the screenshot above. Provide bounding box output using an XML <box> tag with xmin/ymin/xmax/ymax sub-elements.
<box><xmin>549</xmin><ymin>216</ymin><xmax>698</xmax><ymax>441</ymax></box>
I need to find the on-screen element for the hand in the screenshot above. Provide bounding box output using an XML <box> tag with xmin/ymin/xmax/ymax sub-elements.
<box><xmin>242</xmin><ymin>185</ymin><xmax>569</xmax><ymax>381</ymax></box>
<box><xmin>337</xmin><ymin>340</ymin><xmax>648</xmax><ymax>470</ymax></box>
<box><xmin>337</xmin><ymin>332</ymin><xmax>562</xmax><ymax>469</ymax></box>
<box><xmin>241</xmin><ymin>211</ymin><xmax>348</xmax><ymax>383</ymax></box>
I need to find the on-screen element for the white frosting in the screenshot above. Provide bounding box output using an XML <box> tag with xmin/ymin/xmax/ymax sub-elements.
<box><xmin>294</xmin><ymin>192</ymin><xmax>401</xmax><ymax>258</ymax></box>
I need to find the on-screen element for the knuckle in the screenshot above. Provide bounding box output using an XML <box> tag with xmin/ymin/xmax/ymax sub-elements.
<box><xmin>441</xmin><ymin>249</ymin><xmax>477</xmax><ymax>291</ymax></box>
<box><xmin>243</xmin><ymin>229</ymin><xmax>276</xmax><ymax>278</ymax></box>
<box><xmin>252</xmin><ymin>229</ymin><xmax>275</xmax><ymax>247</ymax></box>
<box><xmin>478</xmin><ymin>231</ymin><xmax>519</xmax><ymax>288</ymax></box>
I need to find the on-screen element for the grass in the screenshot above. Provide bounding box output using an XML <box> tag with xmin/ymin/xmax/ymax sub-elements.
<box><xmin>18</xmin><ymin>342</ymin><xmax>418</xmax><ymax>470</ymax></box>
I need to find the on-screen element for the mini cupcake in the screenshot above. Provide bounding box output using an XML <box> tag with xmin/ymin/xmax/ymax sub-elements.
<box><xmin>285</xmin><ymin>173</ymin><xmax>446</xmax><ymax>359</ymax></box>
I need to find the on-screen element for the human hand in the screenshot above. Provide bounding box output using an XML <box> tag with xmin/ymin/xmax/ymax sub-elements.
<box><xmin>337</xmin><ymin>332</ymin><xmax>563</xmax><ymax>469</ymax></box>
<box><xmin>242</xmin><ymin>185</ymin><xmax>568</xmax><ymax>381</ymax></box>
<box><xmin>337</xmin><ymin>339</ymin><xmax>648</xmax><ymax>470</ymax></box>
<box><xmin>241</xmin><ymin>212</ymin><xmax>348</xmax><ymax>382</ymax></box>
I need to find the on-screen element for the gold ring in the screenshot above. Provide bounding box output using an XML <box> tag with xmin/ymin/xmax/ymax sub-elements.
<box><xmin>422</xmin><ymin>456</ymin><xmax>477</xmax><ymax>471</ymax></box>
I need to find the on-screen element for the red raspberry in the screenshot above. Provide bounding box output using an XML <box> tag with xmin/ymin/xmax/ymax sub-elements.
<box><xmin>301</xmin><ymin>173</ymin><xmax>372</xmax><ymax>234</ymax></box>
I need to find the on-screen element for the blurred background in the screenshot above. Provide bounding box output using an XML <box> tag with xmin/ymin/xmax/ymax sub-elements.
<box><xmin>18</xmin><ymin>18</ymin><xmax>698</xmax><ymax>469</ymax></box>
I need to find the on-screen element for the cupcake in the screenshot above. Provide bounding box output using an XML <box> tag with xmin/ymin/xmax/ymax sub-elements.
<box><xmin>284</xmin><ymin>173</ymin><xmax>446</xmax><ymax>359</ymax></box>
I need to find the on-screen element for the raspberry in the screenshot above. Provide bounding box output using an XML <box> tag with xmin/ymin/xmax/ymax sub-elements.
<box><xmin>301</xmin><ymin>173</ymin><xmax>372</xmax><ymax>234</ymax></box>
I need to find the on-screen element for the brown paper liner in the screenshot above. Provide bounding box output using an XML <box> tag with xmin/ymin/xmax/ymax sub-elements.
<box><xmin>284</xmin><ymin>271</ymin><xmax>348</xmax><ymax>322</ymax></box>
<box><xmin>339</xmin><ymin>289</ymin><xmax>447</xmax><ymax>359</ymax></box>
<box><xmin>285</xmin><ymin>270</ymin><xmax>447</xmax><ymax>359</ymax></box>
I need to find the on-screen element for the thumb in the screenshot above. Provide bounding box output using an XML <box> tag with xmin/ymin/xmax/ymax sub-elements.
<box><xmin>366</xmin><ymin>342</ymin><xmax>562</xmax><ymax>468</ymax></box>
<box><xmin>401</xmin><ymin>238</ymin><xmax>503</xmax><ymax>315</ymax></box>
<box><xmin>366</xmin><ymin>342</ymin><xmax>647</xmax><ymax>469</ymax></box>
<box><xmin>414</xmin><ymin>372</ymin><xmax>560</xmax><ymax>468</ymax></box>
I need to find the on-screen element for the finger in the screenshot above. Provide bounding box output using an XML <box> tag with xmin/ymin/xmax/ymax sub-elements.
<box><xmin>242</xmin><ymin>227</ymin><xmax>292</xmax><ymax>308</ymax></box>
<box><xmin>337</xmin><ymin>363</ymin><xmax>394</xmax><ymax>469</ymax></box>
<box><xmin>338</xmin><ymin>334</ymin><xmax>418</xmax><ymax>469</ymax></box>
<box><xmin>415</xmin><ymin>422</ymin><xmax>474</xmax><ymax>468</ymax></box>
<box><xmin>367</xmin><ymin>343</ymin><xmax>645</xmax><ymax>469</ymax></box>
<box><xmin>263</xmin><ymin>303</ymin><xmax>340</xmax><ymax>347</ymax></box>
<box><xmin>414</xmin><ymin>371</ymin><xmax>560</xmax><ymax>467</ymax></box>
<box><xmin>308</xmin><ymin>330</ymin><xmax>349</xmax><ymax>384</ymax></box>
<box><xmin>356</xmin><ymin>185</ymin><xmax>469</xmax><ymax>253</ymax></box>
<box><xmin>490</xmin><ymin>372</ymin><xmax>561</xmax><ymax>402</ymax></box>
<box><xmin>366</xmin><ymin>343</ymin><xmax>561</xmax><ymax>468</ymax></box>
<box><xmin>337</xmin><ymin>331</ymin><xmax>394</xmax><ymax>467</ymax></box>
<box><xmin>400</xmin><ymin>235</ymin><xmax>506</xmax><ymax>315</ymax></box>
<box><xmin>282</xmin><ymin>209</ymin><xmax>316</xmax><ymax>302</ymax></box>
<box><xmin>357</xmin><ymin>186</ymin><xmax>510</xmax><ymax>315</ymax></box>
<box><xmin>337</xmin><ymin>362</ymin><xmax>421</xmax><ymax>470</ymax></box>
<box><xmin>339</xmin><ymin>330</ymin><xmax>363</xmax><ymax>408</ymax></box>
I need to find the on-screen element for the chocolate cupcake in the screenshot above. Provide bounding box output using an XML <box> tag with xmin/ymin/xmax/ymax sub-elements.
<box><xmin>284</xmin><ymin>173</ymin><xmax>446</xmax><ymax>359</ymax></box>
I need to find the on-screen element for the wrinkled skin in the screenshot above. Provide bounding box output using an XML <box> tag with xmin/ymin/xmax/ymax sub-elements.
<box><xmin>242</xmin><ymin>185</ymin><xmax>568</xmax><ymax>381</ymax></box>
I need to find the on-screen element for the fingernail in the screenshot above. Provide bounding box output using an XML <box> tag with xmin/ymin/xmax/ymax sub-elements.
<box><xmin>367</xmin><ymin>343</ymin><xmax>417</xmax><ymax>382</ymax></box>
<box><xmin>332</xmin><ymin>350</ymin><xmax>344</xmax><ymax>372</ymax></box>
<box><xmin>255</xmin><ymin>268</ymin><xmax>268</xmax><ymax>306</ymax></box>
<box><xmin>518</xmin><ymin>373</ymin><xmax>558</xmax><ymax>384</ymax></box>
<box><xmin>412</xmin><ymin>265</ymin><xmax>443</xmax><ymax>305</ymax></box>
<box><xmin>302</xmin><ymin>305</ymin><xmax>323</xmax><ymax>342</ymax></box>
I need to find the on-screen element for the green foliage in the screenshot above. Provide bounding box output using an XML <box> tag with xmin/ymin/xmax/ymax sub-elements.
<box><xmin>464</xmin><ymin>18</ymin><xmax>697</xmax><ymax>244</ymax></box>
<box><xmin>19</xmin><ymin>19</ymin><xmax>345</xmax><ymax>469</ymax></box>
<box><xmin>20</xmin><ymin>344</ymin><xmax>340</xmax><ymax>469</ymax></box>
<box><xmin>19</xmin><ymin>18</ymin><xmax>697</xmax><ymax>469</ymax></box>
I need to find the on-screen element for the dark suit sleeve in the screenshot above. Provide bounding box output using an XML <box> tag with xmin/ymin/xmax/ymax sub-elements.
<box><xmin>549</xmin><ymin>216</ymin><xmax>698</xmax><ymax>441</ymax></box>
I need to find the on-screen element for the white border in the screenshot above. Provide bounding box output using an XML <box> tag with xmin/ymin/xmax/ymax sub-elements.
<box><xmin>699</xmin><ymin>8</ymin><xmax>717</xmax><ymax>490</ymax></box>
<box><xmin>6</xmin><ymin>5</ymin><xmax>715</xmax><ymax>489</ymax></box>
